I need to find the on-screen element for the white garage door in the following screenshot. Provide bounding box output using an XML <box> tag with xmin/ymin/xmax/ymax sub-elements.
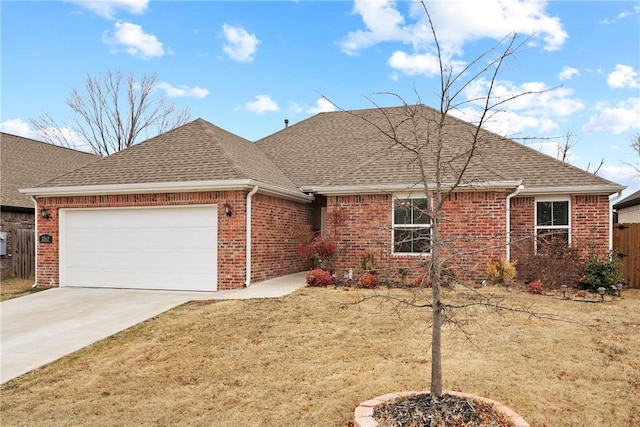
<box><xmin>59</xmin><ymin>205</ymin><xmax>218</xmax><ymax>291</ymax></box>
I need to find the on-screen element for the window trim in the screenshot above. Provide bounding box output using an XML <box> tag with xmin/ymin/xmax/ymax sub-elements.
<box><xmin>534</xmin><ymin>196</ymin><xmax>571</xmax><ymax>247</ymax></box>
<box><xmin>392</xmin><ymin>195</ymin><xmax>432</xmax><ymax>255</ymax></box>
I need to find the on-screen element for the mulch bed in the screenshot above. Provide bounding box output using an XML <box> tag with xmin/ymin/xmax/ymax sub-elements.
<box><xmin>373</xmin><ymin>393</ymin><xmax>512</xmax><ymax>427</ymax></box>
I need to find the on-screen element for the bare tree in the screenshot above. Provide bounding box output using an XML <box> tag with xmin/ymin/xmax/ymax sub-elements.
<box><xmin>30</xmin><ymin>70</ymin><xmax>191</xmax><ymax>156</ymax></box>
<box><xmin>627</xmin><ymin>132</ymin><xmax>640</xmax><ymax>176</ymax></box>
<box><xmin>338</xmin><ymin>2</ymin><xmax>558</xmax><ymax>400</ymax></box>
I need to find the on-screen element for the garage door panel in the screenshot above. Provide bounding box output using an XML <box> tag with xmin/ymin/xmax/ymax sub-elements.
<box><xmin>67</xmin><ymin>228</ymin><xmax>216</xmax><ymax>251</ymax></box>
<box><xmin>60</xmin><ymin>206</ymin><xmax>218</xmax><ymax>291</ymax></box>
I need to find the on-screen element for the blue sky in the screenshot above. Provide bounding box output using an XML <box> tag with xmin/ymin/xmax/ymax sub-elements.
<box><xmin>2</xmin><ymin>0</ymin><xmax>639</xmax><ymax>197</ymax></box>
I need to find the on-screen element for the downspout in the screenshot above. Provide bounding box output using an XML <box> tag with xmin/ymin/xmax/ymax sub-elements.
<box><xmin>506</xmin><ymin>185</ymin><xmax>525</xmax><ymax>263</ymax></box>
<box><xmin>30</xmin><ymin>196</ymin><xmax>39</xmax><ymax>288</ymax></box>
<box><xmin>609</xmin><ymin>190</ymin><xmax>624</xmax><ymax>252</ymax></box>
<box><xmin>245</xmin><ymin>186</ymin><xmax>259</xmax><ymax>287</ymax></box>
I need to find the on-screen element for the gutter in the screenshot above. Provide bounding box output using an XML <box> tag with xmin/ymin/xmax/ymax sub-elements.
<box><xmin>30</xmin><ymin>195</ymin><xmax>39</xmax><ymax>288</ymax></box>
<box><xmin>245</xmin><ymin>186</ymin><xmax>259</xmax><ymax>287</ymax></box>
<box><xmin>505</xmin><ymin>185</ymin><xmax>524</xmax><ymax>263</ymax></box>
<box><xmin>303</xmin><ymin>181</ymin><xmax>523</xmax><ymax>196</ymax></box>
<box><xmin>609</xmin><ymin>190</ymin><xmax>624</xmax><ymax>252</ymax></box>
<box><xmin>19</xmin><ymin>179</ymin><xmax>313</xmax><ymax>203</ymax></box>
<box><xmin>518</xmin><ymin>184</ymin><xmax>625</xmax><ymax>196</ymax></box>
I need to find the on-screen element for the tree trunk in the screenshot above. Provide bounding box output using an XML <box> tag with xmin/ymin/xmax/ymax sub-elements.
<box><xmin>430</xmin><ymin>278</ymin><xmax>443</xmax><ymax>397</ymax></box>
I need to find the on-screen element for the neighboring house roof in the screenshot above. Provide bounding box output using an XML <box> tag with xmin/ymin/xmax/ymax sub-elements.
<box><xmin>257</xmin><ymin>105</ymin><xmax>623</xmax><ymax>195</ymax></box>
<box><xmin>614</xmin><ymin>190</ymin><xmax>640</xmax><ymax>210</ymax></box>
<box><xmin>28</xmin><ymin>118</ymin><xmax>307</xmax><ymax>200</ymax></box>
<box><xmin>1</xmin><ymin>133</ymin><xmax>99</xmax><ymax>209</ymax></box>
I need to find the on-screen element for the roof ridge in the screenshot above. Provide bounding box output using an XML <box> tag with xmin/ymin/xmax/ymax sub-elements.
<box><xmin>196</xmin><ymin>119</ymin><xmax>245</xmax><ymax>179</ymax></box>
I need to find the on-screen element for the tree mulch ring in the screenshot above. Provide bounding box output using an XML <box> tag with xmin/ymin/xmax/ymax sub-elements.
<box><xmin>374</xmin><ymin>393</ymin><xmax>512</xmax><ymax>427</ymax></box>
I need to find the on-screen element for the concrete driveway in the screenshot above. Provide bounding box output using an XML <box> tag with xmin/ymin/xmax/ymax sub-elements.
<box><xmin>1</xmin><ymin>272</ymin><xmax>306</xmax><ymax>384</ymax></box>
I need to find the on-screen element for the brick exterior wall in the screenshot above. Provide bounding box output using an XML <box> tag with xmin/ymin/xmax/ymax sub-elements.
<box><xmin>617</xmin><ymin>204</ymin><xmax>640</xmax><ymax>223</ymax></box>
<box><xmin>326</xmin><ymin>192</ymin><xmax>508</xmax><ymax>283</ymax></box>
<box><xmin>510</xmin><ymin>195</ymin><xmax>612</xmax><ymax>281</ymax></box>
<box><xmin>31</xmin><ymin>188</ymin><xmax>612</xmax><ymax>290</ymax></box>
<box><xmin>34</xmin><ymin>191</ymin><xmax>311</xmax><ymax>290</ymax></box>
<box><xmin>326</xmin><ymin>192</ymin><xmax>612</xmax><ymax>285</ymax></box>
<box><xmin>1</xmin><ymin>210</ymin><xmax>35</xmax><ymax>277</ymax></box>
<box><xmin>251</xmin><ymin>194</ymin><xmax>313</xmax><ymax>283</ymax></box>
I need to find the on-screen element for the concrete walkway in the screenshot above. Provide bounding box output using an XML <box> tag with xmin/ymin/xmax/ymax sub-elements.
<box><xmin>0</xmin><ymin>272</ymin><xmax>306</xmax><ymax>384</ymax></box>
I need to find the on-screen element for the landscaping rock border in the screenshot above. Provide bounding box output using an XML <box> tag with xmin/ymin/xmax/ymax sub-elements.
<box><xmin>354</xmin><ymin>390</ymin><xmax>529</xmax><ymax>427</ymax></box>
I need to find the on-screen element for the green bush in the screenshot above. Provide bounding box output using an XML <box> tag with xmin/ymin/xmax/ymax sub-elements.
<box><xmin>579</xmin><ymin>252</ymin><xmax>622</xmax><ymax>294</ymax></box>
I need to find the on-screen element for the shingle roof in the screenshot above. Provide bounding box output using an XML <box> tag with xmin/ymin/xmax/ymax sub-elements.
<box><xmin>614</xmin><ymin>190</ymin><xmax>640</xmax><ymax>209</ymax></box>
<box><xmin>256</xmin><ymin>105</ymin><xmax>623</xmax><ymax>193</ymax></box>
<box><xmin>36</xmin><ymin>118</ymin><xmax>300</xmax><ymax>193</ymax></box>
<box><xmin>1</xmin><ymin>133</ymin><xmax>99</xmax><ymax>209</ymax></box>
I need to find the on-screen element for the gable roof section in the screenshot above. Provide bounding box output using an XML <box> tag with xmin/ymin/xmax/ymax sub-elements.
<box><xmin>26</xmin><ymin>118</ymin><xmax>309</xmax><ymax>201</ymax></box>
<box><xmin>1</xmin><ymin>133</ymin><xmax>99</xmax><ymax>209</ymax></box>
<box><xmin>614</xmin><ymin>190</ymin><xmax>640</xmax><ymax>210</ymax></box>
<box><xmin>257</xmin><ymin>105</ymin><xmax>624</xmax><ymax>195</ymax></box>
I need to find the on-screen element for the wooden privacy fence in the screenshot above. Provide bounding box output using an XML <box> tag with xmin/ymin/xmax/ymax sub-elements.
<box><xmin>613</xmin><ymin>223</ymin><xmax>639</xmax><ymax>289</ymax></box>
<box><xmin>12</xmin><ymin>229</ymin><xmax>35</xmax><ymax>279</ymax></box>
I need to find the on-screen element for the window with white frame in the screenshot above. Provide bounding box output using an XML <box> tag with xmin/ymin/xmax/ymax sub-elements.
<box><xmin>535</xmin><ymin>199</ymin><xmax>570</xmax><ymax>245</ymax></box>
<box><xmin>393</xmin><ymin>197</ymin><xmax>431</xmax><ymax>254</ymax></box>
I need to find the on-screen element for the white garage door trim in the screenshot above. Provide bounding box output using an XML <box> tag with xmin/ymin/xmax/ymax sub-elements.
<box><xmin>59</xmin><ymin>205</ymin><xmax>218</xmax><ymax>291</ymax></box>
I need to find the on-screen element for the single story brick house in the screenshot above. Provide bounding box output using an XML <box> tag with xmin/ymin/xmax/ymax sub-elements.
<box><xmin>1</xmin><ymin>133</ymin><xmax>98</xmax><ymax>278</ymax></box>
<box><xmin>21</xmin><ymin>105</ymin><xmax>625</xmax><ymax>291</ymax></box>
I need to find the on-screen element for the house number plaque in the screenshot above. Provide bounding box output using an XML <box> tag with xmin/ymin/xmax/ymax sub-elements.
<box><xmin>39</xmin><ymin>234</ymin><xmax>53</xmax><ymax>244</ymax></box>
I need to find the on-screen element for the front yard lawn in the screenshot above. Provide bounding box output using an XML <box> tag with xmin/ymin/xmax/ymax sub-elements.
<box><xmin>2</xmin><ymin>286</ymin><xmax>639</xmax><ymax>426</ymax></box>
<box><xmin>0</xmin><ymin>276</ymin><xmax>42</xmax><ymax>301</ymax></box>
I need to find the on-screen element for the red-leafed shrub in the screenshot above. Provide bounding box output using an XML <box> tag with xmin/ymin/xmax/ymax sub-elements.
<box><xmin>359</xmin><ymin>272</ymin><xmax>379</xmax><ymax>289</ymax></box>
<box><xmin>413</xmin><ymin>273</ymin><xmax>433</xmax><ymax>288</ymax></box>
<box><xmin>526</xmin><ymin>280</ymin><xmax>543</xmax><ymax>294</ymax></box>
<box><xmin>306</xmin><ymin>269</ymin><xmax>333</xmax><ymax>287</ymax></box>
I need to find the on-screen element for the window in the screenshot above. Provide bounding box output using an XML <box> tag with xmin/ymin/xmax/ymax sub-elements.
<box><xmin>393</xmin><ymin>198</ymin><xmax>431</xmax><ymax>254</ymax></box>
<box><xmin>536</xmin><ymin>199</ymin><xmax>570</xmax><ymax>244</ymax></box>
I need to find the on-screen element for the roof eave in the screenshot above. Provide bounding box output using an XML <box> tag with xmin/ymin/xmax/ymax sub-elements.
<box><xmin>20</xmin><ymin>179</ymin><xmax>314</xmax><ymax>203</ymax></box>
<box><xmin>519</xmin><ymin>185</ymin><xmax>626</xmax><ymax>196</ymax></box>
<box><xmin>302</xmin><ymin>181</ymin><xmax>523</xmax><ymax>195</ymax></box>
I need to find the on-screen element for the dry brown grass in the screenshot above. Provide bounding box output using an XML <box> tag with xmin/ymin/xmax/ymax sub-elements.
<box><xmin>0</xmin><ymin>276</ymin><xmax>41</xmax><ymax>301</ymax></box>
<box><xmin>1</xmin><ymin>285</ymin><xmax>639</xmax><ymax>427</ymax></box>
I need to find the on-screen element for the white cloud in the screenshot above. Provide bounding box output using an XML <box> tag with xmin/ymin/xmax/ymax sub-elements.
<box><xmin>388</xmin><ymin>51</ymin><xmax>466</xmax><ymax>77</ymax></box>
<box><xmin>157</xmin><ymin>82</ymin><xmax>209</xmax><ymax>98</ymax></box>
<box><xmin>339</xmin><ymin>0</ymin><xmax>568</xmax><ymax>71</ymax></box>
<box><xmin>292</xmin><ymin>98</ymin><xmax>337</xmax><ymax>115</ymax></box>
<box><xmin>599</xmin><ymin>164</ymin><xmax>638</xmax><ymax>185</ymax></box>
<box><xmin>103</xmin><ymin>21</ymin><xmax>165</xmax><ymax>59</ymax></box>
<box><xmin>244</xmin><ymin>95</ymin><xmax>279</xmax><ymax>114</ymax></box>
<box><xmin>340</xmin><ymin>0</ymin><xmax>412</xmax><ymax>55</ymax></box>
<box><xmin>582</xmin><ymin>98</ymin><xmax>640</xmax><ymax>135</ymax></box>
<box><xmin>0</xmin><ymin>118</ymin><xmax>92</xmax><ymax>152</ymax></box>
<box><xmin>451</xmin><ymin>78</ymin><xmax>584</xmax><ymax>136</ymax></box>
<box><xmin>607</xmin><ymin>64</ymin><xmax>640</xmax><ymax>89</ymax></box>
<box><xmin>69</xmin><ymin>0</ymin><xmax>148</xmax><ymax>20</ymax></box>
<box><xmin>222</xmin><ymin>24</ymin><xmax>260</xmax><ymax>63</ymax></box>
<box><xmin>558</xmin><ymin>66</ymin><xmax>579</xmax><ymax>81</ymax></box>
<box><xmin>0</xmin><ymin>118</ymin><xmax>43</xmax><ymax>140</ymax></box>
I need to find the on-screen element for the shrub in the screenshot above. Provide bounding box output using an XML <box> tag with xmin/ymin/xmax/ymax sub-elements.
<box><xmin>361</xmin><ymin>251</ymin><xmax>377</xmax><ymax>273</ymax></box>
<box><xmin>520</xmin><ymin>237</ymin><xmax>582</xmax><ymax>289</ymax></box>
<box><xmin>306</xmin><ymin>269</ymin><xmax>333</xmax><ymax>287</ymax></box>
<box><xmin>526</xmin><ymin>280</ymin><xmax>543</xmax><ymax>294</ymax></box>
<box><xmin>580</xmin><ymin>252</ymin><xmax>622</xmax><ymax>294</ymax></box>
<box><xmin>485</xmin><ymin>258</ymin><xmax>517</xmax><ymax>285</ymax></box>
<box><xmin>413</xmin><ymin>272</ymin><xmax>433</xmax><ymax>288</ymax></box>
<box><xmin>359</xmin><ymin>272</ymin><xmax>379</xmax><ymax>289</ymax></box>
<box><xmin>297</xmin><ymin>226</ymin><xmax>337</xmax><ymax>271</ymax></box>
